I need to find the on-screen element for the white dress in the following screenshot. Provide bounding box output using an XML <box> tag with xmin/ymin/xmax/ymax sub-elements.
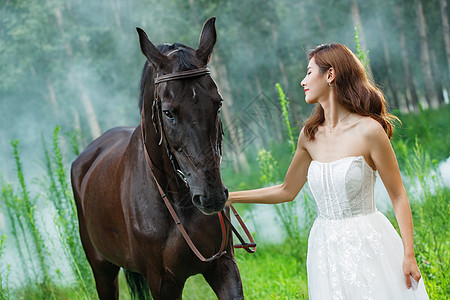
<box><xmin>306</xmin><ymin>156</ymin><xmax>429</xmax><ymax>300</ymax></box>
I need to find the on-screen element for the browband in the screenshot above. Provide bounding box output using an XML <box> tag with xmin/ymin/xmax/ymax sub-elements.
<box><xmin>154</xmin><ymin>68</ymin><xmax>211</xmax><ymax>85</ymax></box>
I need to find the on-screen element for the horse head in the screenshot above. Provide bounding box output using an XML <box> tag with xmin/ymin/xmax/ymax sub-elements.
<box><xmin>136</xmin><ymin>18</ymin><xmax>228</xmax><ymax>215</ymax></box>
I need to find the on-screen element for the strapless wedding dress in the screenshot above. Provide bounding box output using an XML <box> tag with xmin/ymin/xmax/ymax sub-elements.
<box><xmin>307</xmin><ymin>156</ymin><xmax>429</xmax><ymax>300</ymax></box>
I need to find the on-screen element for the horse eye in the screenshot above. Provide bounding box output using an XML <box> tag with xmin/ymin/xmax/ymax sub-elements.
<box><xmin>163</xmin><ymin>110</ymin><xmax>174</xmax><ymax>119</ymax></box>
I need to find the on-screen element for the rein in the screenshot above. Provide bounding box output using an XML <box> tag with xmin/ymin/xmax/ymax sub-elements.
<box><xmin>140</xmin><ymin>67</ymin><xmax>256</xmax><ymax>262</ymax></box>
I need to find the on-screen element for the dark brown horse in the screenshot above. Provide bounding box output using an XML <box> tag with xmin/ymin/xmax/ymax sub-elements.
<box><xmin>71</xmin><ymin>18</ymin><xmax>244</xmax><ymax>299</ymax></box>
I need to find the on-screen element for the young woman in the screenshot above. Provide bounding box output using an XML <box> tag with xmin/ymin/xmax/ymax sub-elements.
<box><xmin>227</xmin><ymin>44</ymin><xmax>429</xmax><ymax>299</ymax></box>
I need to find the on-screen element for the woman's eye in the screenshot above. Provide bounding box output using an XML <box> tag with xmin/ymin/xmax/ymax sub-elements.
<box><xmin>163</xmin><ymin>110</ymin><xmax>174</xmax><ymax>119</ymax></box>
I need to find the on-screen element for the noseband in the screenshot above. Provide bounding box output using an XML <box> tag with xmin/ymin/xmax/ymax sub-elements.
<box><xmin>140</xmin><ymin>68</ymin><xmax>255</xmax><ymax>262</ymax></box>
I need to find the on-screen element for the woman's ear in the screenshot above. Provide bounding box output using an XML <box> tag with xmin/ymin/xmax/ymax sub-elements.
<box><xmin>327</xmin><ymin>67</ymin><xmax>335</xmax><ymax>84</ymax></box>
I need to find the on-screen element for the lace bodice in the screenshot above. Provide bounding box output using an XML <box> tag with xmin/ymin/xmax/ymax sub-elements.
<box><xmin>307</xmin><ymin>156</ymin><xmax>377</xmax><ymax>220</ymax></box>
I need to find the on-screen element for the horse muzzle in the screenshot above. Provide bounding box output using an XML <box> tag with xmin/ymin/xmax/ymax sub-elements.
<box><xmin>192</xmin><ymin>187</ymin><xmax>228</xmax><ymax>215</ymax></box>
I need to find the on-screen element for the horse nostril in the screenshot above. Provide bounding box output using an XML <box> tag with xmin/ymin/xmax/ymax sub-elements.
<box><xmin>192</xmin><ymin>194</ymin><xmax>201</xmax><ymax>206</ymax></box>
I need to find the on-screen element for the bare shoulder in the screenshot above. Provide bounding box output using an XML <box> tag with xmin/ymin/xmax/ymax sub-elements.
<box><xmin>298</xmin><ymin>126</ymin><xmax>311</xmax><ymax>150</ymax></box>
<box><xmin>355</xmin><ymin>117</ymin><xmax>387</xmax><ymax>141</ymax></box>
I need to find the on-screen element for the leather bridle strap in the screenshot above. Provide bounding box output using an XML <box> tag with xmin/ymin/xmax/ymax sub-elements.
<box><xmin>154</xmin><ymin>68</ymin><xmax>211</xmax><ymax>85</ymax></box>
<box><xmin>141</xmin><ymin>100</ymin><xmax>227</xmax><ymax>262</ymax></box>
<box><xmin>140</xmin><ymin>67</ymin><xmax>256</xmax><ymax>262</ymax></box>
<box><xmin>224</xmin><ymin>205</ymin><xmax>257</xmax><ymax>253</ymax></box>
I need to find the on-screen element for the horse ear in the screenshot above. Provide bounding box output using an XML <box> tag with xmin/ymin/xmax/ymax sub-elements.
<box><xmin>196</xmin><ymin>17</ymin><xmax>217</xmax><ymax>66</ymax></box>
<box><xmin>136</xmin><ymin>27</ymin><xmax>169</xmax><ymax>70</ymax></box>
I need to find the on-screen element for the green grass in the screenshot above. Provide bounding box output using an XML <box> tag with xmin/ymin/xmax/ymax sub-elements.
<box><xmin>0</xmin><ymin>127</ymin><xmax>95</xmax><ymax>300</ymax></box>
<box><xmin>0</xmin><ymin>104</ymin><xmax>448</xmax><ymax>299</ymax></box>
<box><xmin>0</xmin><ymin>235</ymin><xmax>10</xmax><ymax>300</ymax></box>
<box><xmin>394</xmin><ymin>140</ymin><xmax>449</xmax><ymax>298</ymax></box>
<box><xmin>392</xmin><ymin>104</ymin><xmax>450</xmax><ymax>165</ymax></box>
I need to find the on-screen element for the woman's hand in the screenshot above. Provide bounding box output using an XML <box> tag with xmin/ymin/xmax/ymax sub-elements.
<box><xmin>403</xmin><ymin>254</ymin><xmax>421</xmax><ymax>289</ymax></box>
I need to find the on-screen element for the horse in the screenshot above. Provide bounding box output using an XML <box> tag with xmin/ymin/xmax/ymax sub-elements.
<box><xmin>71</xmin><ymin>18</ymin><xmax>246</xmax><ymax>299</ymax></box>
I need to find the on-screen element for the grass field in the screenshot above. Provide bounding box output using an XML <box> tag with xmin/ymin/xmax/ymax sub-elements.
<box><xmin>0</xmin><ymin>105</ymin><xmax>449</xmax><ymax>299</ymax></box>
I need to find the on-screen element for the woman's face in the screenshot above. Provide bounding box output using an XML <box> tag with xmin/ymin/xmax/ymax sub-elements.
<box><xmin>300</xmin><ymin>57</ymin><xmax>329</xmax><ymax>104</ymax></box>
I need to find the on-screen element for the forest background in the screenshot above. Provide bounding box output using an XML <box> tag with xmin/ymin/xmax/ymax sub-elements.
<box><xmin>1</xmin><ymin>0</ymin><xmax>449</xmax><ymax>178</ymax></box>
<box><xmin>0</xmin><ymin>0</ymin><xmax>449</xmax><ymax>299</ymax></box>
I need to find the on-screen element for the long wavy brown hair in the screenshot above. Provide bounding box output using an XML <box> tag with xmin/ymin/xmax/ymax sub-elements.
<box><xmin>303</xmin><ymin>44</ymin><xmax>398</xmax><ymax>140</ymax></box>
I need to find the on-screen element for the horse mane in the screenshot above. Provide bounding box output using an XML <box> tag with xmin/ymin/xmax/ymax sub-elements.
<box><xmin>138</xmin><ymin>43</ymin><xmax>201</xmax><ymax>111</ymax></box>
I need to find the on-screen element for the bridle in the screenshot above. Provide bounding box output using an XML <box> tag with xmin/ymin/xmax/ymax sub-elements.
<box><xmin>140</xmin><ymin>67</ymin><xmax>256</xmax><ymax>262</ymax></box>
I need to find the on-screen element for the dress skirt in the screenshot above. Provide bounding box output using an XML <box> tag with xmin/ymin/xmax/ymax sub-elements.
<box><xmin>307</xmin><ymin>211</ymin><xmax>429</xmax><ymax>300</ymax></box>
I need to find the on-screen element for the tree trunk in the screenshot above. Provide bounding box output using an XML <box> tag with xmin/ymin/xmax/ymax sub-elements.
<box><xmin>185</xmin><ymin>1</ymin><xmax>250</xmax><ymax>172</ymax></box>
<box><xmin>375</xmin><ymin>8</ymin><xmax>400</xmax><ymax>110</ymax></box>
<box><xmin>440</xmin><ymin>0</ymin><xmax>450</xmax><ymax>77</ymax></box>
<box><xmin>270</xmin><ymin>24</ymin><xmax>299</xmax><ymax>129</ymax></box>
<box><xmin>439</xmin><ymin>0</ymin><xmax>450</xmax><ymax>101</ymax></box>
<box><xmin>350</xmin><ymin>0</ymin><xmax>373</xmax><ymax>78</ymax></box>
<box><xmin>54</xmin><ymin>8</ymin><xmax>101</xmax><ymax>139</ymax></box>
<box><xmin>430</xmin><ymin>48</ymin><xmax>446</xmax><ymax>105</ymax></box>
<box><xmin>416</xmin><ymin>0</ymin><xmax>439</xmax><ymax>108</ymax></box>
<box><xmin>209</xmin><ymin>51</ymin><xmax>250</xmax><ymax>173</ymax></box>
<box><xmin>111</xmin><ymin>0</ymin><xmax>124</xmax><ymax>35</ymax></box>
<box><xmin>46</xmin><ymin>78</ymin><xmax>58</xmax><ymax>114</ymax></box>
<box><xmin>395</xmin><ymin>0</ymin><xmax>418</xmax><ymax>111</ymax></box>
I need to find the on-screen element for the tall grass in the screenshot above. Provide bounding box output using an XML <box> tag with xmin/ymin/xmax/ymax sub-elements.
<box><xmin>354</xmin><ymin>23</ymin><xmax>370</xmax><ymax>70</ymax></box>
<box><xmin>0</xmin><ymin>235</ymin><xmax>10</xmax><ymax>300</ymax></box>
<box><xmin>0</xmin><ymin>116</ymin><xmax>446</xmax><ymax>299</ymax></box>
<box><xmin>256</xmin><ymin>83</ymin><xmax>315</xmax><ymax>262</ymax></box>
<box><xmin>41</xmin><ymin>126</ymin><xmax>95</xmax><ymax>296</ymax></box>
<box><xmin>392</xmin><ymin>139</ymin><xmax>449</xmax><ymax>298</ymax></box>
<box><xmin>392</xmin><ymin>103</ymin><xmax>449</xmax><ymax>164</ymax></box>
<box><xmin>0</xmin><ymin>127</ymin><xmax>95</xmax><ymax>299</ymax></box>
<box><xmin>6</xmin><ymin>140</ymin><xmax>55</xmax><ymax>299</ymax></box>
<box><xmin>276</xmin><ymin>83</ymin><xmax>296</xmax><ymax>155</ymax></box>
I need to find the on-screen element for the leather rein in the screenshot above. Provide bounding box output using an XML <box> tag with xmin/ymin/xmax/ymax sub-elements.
<box><xmin>140</xmin><ymin>67</ymin><xmax>256</xmax><ymax>262</ymax></box>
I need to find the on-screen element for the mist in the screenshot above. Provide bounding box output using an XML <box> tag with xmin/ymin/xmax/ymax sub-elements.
<box><xmin>0</xmin><ymin>0</ymin><xmax>449</xmax><ymax>293</ymax></box>
<box><xmin>1</xmin><ymin>0</ymin><xmax>449</xmax><ymax>185</ymax></box>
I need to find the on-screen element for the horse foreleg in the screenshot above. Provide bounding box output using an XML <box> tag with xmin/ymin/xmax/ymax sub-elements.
<box><xmin>90</xmin><ymin>259</ymin><xmax>121</xmax><ymax>300</ymax></box>
<box><xmin>203</xmin><ymin>254</ymin><xmax>244</xmax><ymax>300</ymax></box>
<box><xmin>145</xmin><ymin>270</ymin><xmax>185</xmax><ymax>300</ymax></box>
<box><xmin>76</xmin><ymin>207</ymin><xmax>120</xmax><ymax>299</ymax></box>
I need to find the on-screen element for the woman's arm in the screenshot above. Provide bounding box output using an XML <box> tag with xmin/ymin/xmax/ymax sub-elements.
<box><xmin>366</xmin><ymin>120</ymin><xmax>421</xmax><ymax>288</ymax></box>
<box><xmin>227</xmin><ymin>128</ymin><xmax>312</xmax><ymax>205</ymax></box>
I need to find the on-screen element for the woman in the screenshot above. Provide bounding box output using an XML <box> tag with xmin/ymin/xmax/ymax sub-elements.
<box><xmin>227</xmin><ymin>44</ymin><xmax>429</xmax><ymax>299</ymax></box>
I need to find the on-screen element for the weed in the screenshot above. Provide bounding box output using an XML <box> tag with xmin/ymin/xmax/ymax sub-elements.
<box><xmin>354</xmin><ymin>23</ymin><xmax>370</xmax><ymax>70</ymax></box>
<box><xmin>0</xmin><ymin>235</ymin><xmax>10</xmax><ymax>300</ymax></box>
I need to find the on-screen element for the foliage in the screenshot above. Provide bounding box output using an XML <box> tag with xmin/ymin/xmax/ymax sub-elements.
<box><xmin>234</xmin><ymin>245</ymin><xmax>309</xmax><ymax>299</ymax></box>
<box><xmin>391</xmin><ymin>140</ymin><xmax>449</xmax><ymax>298</ymax></box>
<box><xmin>0</xmin><ymin>128</ymin><xmax>95</xmax><ymax>299</ymax></box>
<box><xmin>0</xmin><ymin>105</ymin><xmax>447</xmax><ymax>300</ymax></box>
<box><xmin>392</xmin><ymin>104</ymin><xmax>450</xmax><ymax>165</ymax></box>
<box><xmin>113</xmin><ymin>245</ymin><xmax>309</xmax><ymax>300</ymax></box>
<box><xmin>257</xmin><ymin>83</ymin><xmax>315</xmax><ymax>264</ymax></box>
<box><xmin>354</xmin><ymin>23</ymin><xmax>370</xmax><ymax>70</ymax></box>
<box><xmin>257</xmin><ymin>149</ymin><xmax>280</xmax><ymax>185</ymax></box>
<box><xmin>41</xmin><ymin>126</ymin><xmax>96</xmax><ymax>296</ymax></box>
<box><xmin>1</xmin><ymin>0</ymin><xmax>449</xmax><ymax>181</ymax></box>
<box><xmin>276</xmin><ymin>83</ymin><xmax>296</xmax><ymax>155</ymax></box>
<box><xmin>0</xmin><ymin>2</ymin><xmax>448</xmax><ymax>296</ymax></box>
<box><xmin>5</xmin><ymin>140</ymin><xmax>55</xmax><ymax>298</ymax></box>
<box><xmin>0</xmin><ymin>235</ymin><xmax>10</xmax><ymax>300</ymax></box>
<box><xmin>252</xmin><ymin>79</ymin><xmax>449</xmax><ymax>299</ymax></box>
